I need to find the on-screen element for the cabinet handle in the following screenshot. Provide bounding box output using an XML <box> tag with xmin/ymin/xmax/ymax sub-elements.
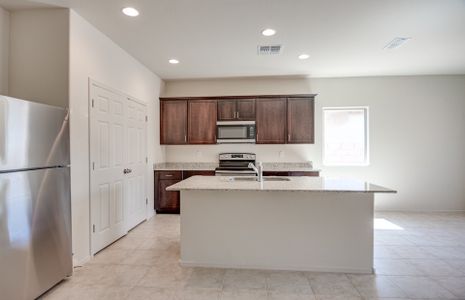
<box><xmin>165</xmin><ymin>174</ymin><xmax>173</xmax><ymax>177</ymax></box>
<box><xmin>184</xmin><ymin>135</ymin><xmax>187</xmax><ymax>143</ymax></box>
<box><xmin>288</xmin><ymin>134</ymin><xmax>290</xmax><ymax>142</ymax></box>
<box><xmin>237</xmin><ymin>111</ymin><xmax>240</xmax><ymax>119</ymax></box>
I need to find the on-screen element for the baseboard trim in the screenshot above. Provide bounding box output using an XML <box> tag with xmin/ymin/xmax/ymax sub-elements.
<box><xmin>179</xmin><ymin>260</ymin><xmax>373</xmax><ymax>274</ymax></box>
<box><xmin>375</xmin><ymin>209</ymin><xmax>465</xmax><ymax>213</ymax></box>
<box><xmin>73</xmin><ymin>255</ymin><xmax>91</xmax><ymax>267</ymax></box>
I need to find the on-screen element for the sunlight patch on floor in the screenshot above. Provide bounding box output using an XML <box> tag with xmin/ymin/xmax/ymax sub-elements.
<box><xmin>374</xmin><ymin>218</ymin><xmax>404</xmax><ymax>230</ymax></box>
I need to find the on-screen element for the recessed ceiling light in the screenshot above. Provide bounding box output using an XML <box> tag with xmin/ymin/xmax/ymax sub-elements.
<box><xmin>298</xmin><ymin>54</ymin><xmax>310</xmax><ymax>60</ymax></box>
<box><xmin>169</xmin><ymin>59</ymin><xmax>179</xmax><ymax>64</ymax></box>
<box><xmin>261</xmin><ymin>28</ymin><xmax>276</xmax><ymax>36</ymax></box>
<box><xmin>122</xmin><ymin>7</ymin><xmax>139</xmax><ymax>17</ymax></box>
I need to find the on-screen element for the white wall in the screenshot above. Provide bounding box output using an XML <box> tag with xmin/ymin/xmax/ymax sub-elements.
<box><xmin>163</xmin><ymin>76</ymin><xmax>312</xmax><ymax>97</ymax></box>
<box><xmin>69</xmin><ymin>10</ymin><xmax>164</xmax><ymax>265</ymax></box>
<box><xmin>0</xmin><ymin>6</ymin><xmax>9</xmax><ymax>95</ymax></box>
<box><xmin>8</xmin><ymin>8</ymin><xmax>69</xmax><ymax>107</ymax></box>
<box><xmin>162</xmin><ymin>75</ymin><xmax>465</xmax><ymax>212</ymax></box>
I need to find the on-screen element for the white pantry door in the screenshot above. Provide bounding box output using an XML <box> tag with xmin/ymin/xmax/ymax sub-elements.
<box><xmin>125</xmin><ymin>98</ymin><xmax>148</xmax><ymax>231</ymax></box>
<box><xmin>89</xmin><ymin>82</ymin><xmax>147</xmax><ymax>254</ymax></box>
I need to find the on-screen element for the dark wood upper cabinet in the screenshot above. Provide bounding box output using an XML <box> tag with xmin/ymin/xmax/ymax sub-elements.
<box><xmin>188</xmin><ymin>100</ymin><xmax>217</xmax><ymax>144</ymax></box>
<box><xmin>217</xmin><ymin>100</ymin><xmax>237</xmax><ymax>121</ymax></box>
<box><xmin>287</xmin><ymin>98</ymin><xmax>315</xmax><ymax>144</ymax></box>
<box><xmin>236</xmin><ymin>99</ymin><xmax>255</xmax><ymax>120</ymax></box>
<box><xmin>160</xmin><ymin>94</ymin><xmax>315</xmax><ymax>145</ymax></box>
<box><xmin>217</xmin><ymin>99</ymin><xmax>255</xmax><ymax>121</ymax></box>
<box><xmin>256</xmin><ymin>98</ymin><xmax>287</xmax><ymax>144</ymax></box>
<box><xmin>160</xmin><ymin>100</ymin><xmax>188</xmax><ymax>144</ymax></box>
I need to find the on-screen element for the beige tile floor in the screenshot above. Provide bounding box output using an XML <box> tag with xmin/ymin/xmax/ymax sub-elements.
<box><xmin>41</xmin><ymin>212</ymin><xmax>465</xmax><ymax>300</ymax></box>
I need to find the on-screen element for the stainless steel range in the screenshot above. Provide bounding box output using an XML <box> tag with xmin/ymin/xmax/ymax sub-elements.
<box><xmin>215</xmin><ymin>153</ymin><xmax>257</xmax><ymax>176</ymax></box>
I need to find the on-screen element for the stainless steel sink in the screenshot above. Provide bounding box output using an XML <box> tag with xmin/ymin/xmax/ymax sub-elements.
<box><xmin>231</xmin><ymin>177</ymin><xmax>291</xmax><ymax>182</ymax></box>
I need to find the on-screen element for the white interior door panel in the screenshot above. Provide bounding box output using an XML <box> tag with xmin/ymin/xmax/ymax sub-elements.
<box><xmin>90</xmin><ymin>81</ymin><xmax>147</xmax><ymax>254</ymax></box>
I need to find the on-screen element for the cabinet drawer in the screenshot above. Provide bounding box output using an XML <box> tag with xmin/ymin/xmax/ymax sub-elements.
<box><xmin>289</xmin><ymin>171</ymin><xmax>320</xmax><ymax>177</ymax></box>
<box><xmin>157</xmin><ymin>171</ymin><xmax>182</xmax><ymax>180</ymax></box>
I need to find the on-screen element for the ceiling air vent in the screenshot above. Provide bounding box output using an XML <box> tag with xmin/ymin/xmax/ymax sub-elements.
<box><xmin>257</xmin><ymin>45</ymin><xmax>282</xmax><ymax>55</ymax></box>
<box><xmin>384</xmin><ymin>37</ymin><xmax>411</xmax><ymax>50</ymax></box>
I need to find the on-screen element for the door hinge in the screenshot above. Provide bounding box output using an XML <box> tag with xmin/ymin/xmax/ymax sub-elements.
<box><xmin>92</xmin><ymin>162</ymin><xmax>95</xmax><ymax>170</ymax></box>
<box><xmin>91</xmin><ymin>99</ymin><xmax>94</xmax><ymax>108</ymax></box>
<box><xmin>146</xmin><ymin>198</ymin><xmax>148</xmax><ymax>205</ymax></box>
<box><xmin>145</xmin><ymin>115</ymin><xmax>148</xmax><ymax>122</ymax></box>
<box><xmin>146</xmin><ymin>157</ymin><xmax>148</xmax><ymax>163</ymax></box>
<box><xmin>92</xmin><ymin>224</ymin><xmax>96</xmax><ymax>233</ymax></box>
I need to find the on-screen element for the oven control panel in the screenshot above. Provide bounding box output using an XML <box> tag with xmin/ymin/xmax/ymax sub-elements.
<box><xmin>219</xmin><ymin>153</ymin><xmax>256</xmax><ymax>161</ymax></box>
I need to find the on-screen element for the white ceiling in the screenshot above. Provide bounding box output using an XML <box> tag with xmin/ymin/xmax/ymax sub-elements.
<box><xmin>0</xmin><ymin>0</ymin><xmax>55</xmax><ymax>10</ymax></box>
<box><xmin>4</xmin><ymin>0</ymin><xmax>465</xmax><ymax>79</ymax></box>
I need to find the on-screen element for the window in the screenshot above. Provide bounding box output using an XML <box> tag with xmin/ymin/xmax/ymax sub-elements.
<box><xmin>323</xmin><ymin>107</ymin><xmax>369</xmax><ymax>166</ymax></box>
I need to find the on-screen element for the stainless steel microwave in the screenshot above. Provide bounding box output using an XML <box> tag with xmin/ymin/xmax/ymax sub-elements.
<box><xmin>216</xmin><ymin>121</ymin><xmax>256</xmax><ymax>144</ymax></box>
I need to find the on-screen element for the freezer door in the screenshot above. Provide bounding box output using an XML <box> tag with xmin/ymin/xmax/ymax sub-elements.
<box><xmin>0</xmin><ymin>96</ymin><xmax>70</xmax><ymax>171</ymax></box>
<box><xmin>0</xmin><ymin>167</ymin><xmax>72</xmax><ymax>300</ymax></box>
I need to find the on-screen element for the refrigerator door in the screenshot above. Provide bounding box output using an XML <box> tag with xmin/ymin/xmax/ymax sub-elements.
<box><xmin>0</xmin><ymin>96</ymin><xmax>70</xmax><ymax>172</ymax></box>
<box><xmin>0</xmin><ymin>167</ymin><xmax>72</xmax><ymax>300</ymax></box>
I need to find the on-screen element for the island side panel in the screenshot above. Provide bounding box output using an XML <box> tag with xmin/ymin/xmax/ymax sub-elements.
<box><xmin>180</xmin><ymin>190</ymin><xmax>374</xmax><ymax>273</ymax></box>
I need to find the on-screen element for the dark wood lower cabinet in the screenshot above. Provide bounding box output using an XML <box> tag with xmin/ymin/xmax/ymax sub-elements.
<box><xmin>155</xmin><ymin>171</ymin><xmax>183</xmax><ymax>213</ymax></box>
<box><xmin>156</xmin><ymin>179</ymin><xmax>181</xmax><ymax>213</ymax></box>
<box><xmin>263</xmin><ymin>171</ymin><xmax>320</xmax><ymax>177</ymax></box>
<box><xmin>155</xmin><ymin>170</ymin><xmax>215</xmax><ymax>213</ymax></box>
<box><xmin>183</xmin><ymin>170</ymin><xmax>216</xmax><ymax>178</ymax></box>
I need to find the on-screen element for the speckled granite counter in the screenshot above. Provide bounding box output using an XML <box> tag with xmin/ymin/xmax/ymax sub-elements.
<box><xmin>153</xmin><ymin>162</ymin><xmax>218</xmax><ymax>171</ymax></box>
<box><xmin>154</xmin><ymin>162</ymin><xmax>320</xmax><ymax>172</ymax></box>
<box><xmin>167</xmin><ymin>175</ymin><xmax>395</xmax><ymax>193</ymax></box>
<box><xmin>261</xmin><ymin>162</ymin><xmax>318</xmax><ymax>172</ymax></box>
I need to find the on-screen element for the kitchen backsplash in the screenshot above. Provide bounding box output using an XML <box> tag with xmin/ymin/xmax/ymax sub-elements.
<box><xmin>164</xmin><ymin>144</ymin><xmax>319</xmax><ymax>163</ymax></box>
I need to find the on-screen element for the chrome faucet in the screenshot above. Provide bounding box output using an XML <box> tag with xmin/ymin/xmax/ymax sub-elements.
<box><xmin>248</xmin><ymin>162</ymin><xmax>263</xmax><ymax>182</ymax></box>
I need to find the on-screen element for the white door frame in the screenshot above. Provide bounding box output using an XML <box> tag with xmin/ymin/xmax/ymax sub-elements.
<box><xmin>89</xmin><ymin>79</ymin><xmax>148</xmax><ymax>255</ymax></box>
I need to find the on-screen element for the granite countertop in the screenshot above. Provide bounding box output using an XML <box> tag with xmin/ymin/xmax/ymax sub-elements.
<box><xmin>166</xmin><ymin>176</ymin><xmax>396</xmax><ymax>193</ymax></box>
<box><xmin>153</xmin><ymin>162</ymin><xmax>218</xmax><ymax>171</ymax></box>
<box><xmin>154</xmin><ymin>162</ymin><xmax>320</xmax><ymax>172</ymax></box>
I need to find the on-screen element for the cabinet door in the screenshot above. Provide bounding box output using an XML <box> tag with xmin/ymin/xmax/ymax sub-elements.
<box><xmin>188</xmin><ymin>100</ymin><xmax>217</xmax><ymax>144</ymax></box>
<box><xmin>256</xmin><ymin>98</ymin><xmax>287</xmax><ymax>144</ymax></box>
<box><xmin>289</xmin><ymin>171</ymin><xmax>319</xmax><ymax>176</ymax></box>
<box><xmin>263</xmin><ymin>171</ymin><xmax>290</xmax><ymax>176</ymax></box>
<box><xmin>236</xmin><ymin>99</ymin><xmax>255</xmax><ymax>120</ymax></box>
<box><xmin>156</xmin><ymin>179</ymin><xmax>180</xmax><ymax>212</ymax></box>
<box><xmin>160</xmin><ymin>100</ymin><xmax>187</xmax><ymax>144</ymax></box>
<box><xmin>287</xmin><ymin>98</ymin><xmax>314</xmax><ymax>144</ymax></box>
<box><xmin>183</xmin><ymin>170</ymin><xmax>215</xmax><ymax>179</ymax></box>
<box><xmin>217</xmin><ymin>100</ymin><xmax>236</xmax><ymax>121</ymax></box>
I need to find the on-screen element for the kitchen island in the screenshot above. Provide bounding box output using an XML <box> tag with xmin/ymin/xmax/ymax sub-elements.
<box><xmin>167</xmin><ymin>176</ymin><xmax>395</xmax><ymax>273</ymax></box>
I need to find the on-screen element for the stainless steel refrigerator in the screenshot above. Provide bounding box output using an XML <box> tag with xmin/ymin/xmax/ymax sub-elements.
<box><xmin>0</xmin><ymin>95</ymin><xmax>72</xmax><ymax>300</ymax></box>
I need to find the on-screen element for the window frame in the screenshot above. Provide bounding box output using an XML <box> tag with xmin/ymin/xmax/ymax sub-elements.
<box><xmin>322</xmin><ymin>106</ymin><xmax>370</xmax><ymax>167</ymax></box>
